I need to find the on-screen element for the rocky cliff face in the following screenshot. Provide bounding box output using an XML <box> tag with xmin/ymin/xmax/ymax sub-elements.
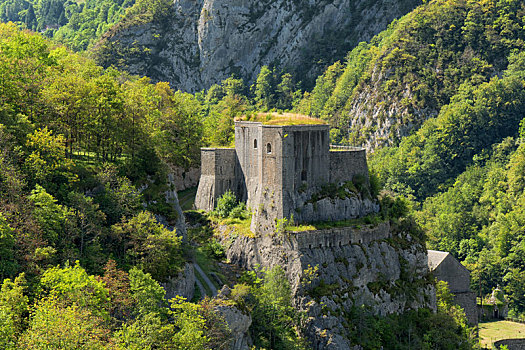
<box><xmin>94</xmin><ymin>0</ymin><xmax>420</xmax><ymax>92</ymax></box>
<box><xmin>221</xmin><ymin>218</ymin><xmax>435</xmax><ymax>349</ymax></box>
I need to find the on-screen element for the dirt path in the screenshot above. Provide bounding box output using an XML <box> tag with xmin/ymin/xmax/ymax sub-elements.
<box><xmin>194</xmin><ymin>263</ymin><xmax>218</xmax><ymax>297</ymax></box>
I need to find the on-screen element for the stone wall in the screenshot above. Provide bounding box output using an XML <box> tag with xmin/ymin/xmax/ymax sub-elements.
<box><xmin>280</xmin><ymin>125</ymin><xmax>331</xmax><ymax>227</ymax></box>
<box><xmin>289</xmin><ymin>222</ymin><xmax>390</xmax><ymax>251</ymax></box>
<box><xmin>282</xmin><ymin>125</ymin><xmax>331</xmax><ymax>191</ymax></box>
<box><xmin>432</xmin><ymin>255</ymin><xmax>471</xmax><ymax>293</ymax></box>
<box><xmin>494</xmin><ymin>339</ymin><xmax>525</xmax><ymax>350</ymax></box>
<box><xmin>329</xmin><ymin>149</ymin><xmax>368</xmax><ymax>184</ymax></box>
<box><xmin>250</xmin><ymin>126</ymin><xmax>286</xmax><ymax>233</ymax></box>
<box><xmin>292</xmin><ymin>196</ymin><xmax>379</xmax><ymax>224</ymax></box>
<box><xmin>235</xmin><ymin>122</ymin><xmax>262</xmax><ymax>209</ymax></box>
<box><xmin>453</xmin><ymin>291</ymin><xmax>478</xmax><ymax>325</ymax></box>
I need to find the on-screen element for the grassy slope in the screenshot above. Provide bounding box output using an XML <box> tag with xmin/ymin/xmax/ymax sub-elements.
<box><xmin>479</xmin><ymin>320</ymin><xmax>525</xmax><ymax>347</ymax></box>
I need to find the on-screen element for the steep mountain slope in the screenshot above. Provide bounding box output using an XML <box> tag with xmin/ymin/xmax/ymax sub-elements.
<box><xmin>93</xmin><ymin>0</ymin><xmax>421</xmax><ymax>92</ymax></box>
<box><xmin>300</xmin><ymin>0</ymin><xmax>525</xmax><ymax>150</ymax></box>
<box><xmin>310</xmin><ymin>0</ymin><xmax>525</xmax><ymax>317</ymax></box>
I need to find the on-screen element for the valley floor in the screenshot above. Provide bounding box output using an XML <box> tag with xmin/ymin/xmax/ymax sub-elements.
<box><xmin>479</xmin><ymin>320</ymin><xmax>525</xmax><ymax>348</ymax></box>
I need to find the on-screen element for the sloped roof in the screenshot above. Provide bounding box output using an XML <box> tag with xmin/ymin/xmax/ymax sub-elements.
<box><xmin>427</xmin><ymin>250</ymin><xmax>450</xmax><ymax>271</ymax></box>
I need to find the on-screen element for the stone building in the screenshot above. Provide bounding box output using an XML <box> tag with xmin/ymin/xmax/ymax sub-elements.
<box><xmin>195</xmin><ymin>121</ymin><xmax>376</xmax><ymax>233</ymax></box>
<box><xmin>427</xmin><ymin>250</ymin><xmax>478</xmax><ymax>325</ymax></box>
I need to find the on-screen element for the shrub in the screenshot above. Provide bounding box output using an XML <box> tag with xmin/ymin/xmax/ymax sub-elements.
<box><xmin>214</xmin><ymin>191</ymin><xmax>238</xmax><ymax>218</ymax></box>
<box><xmin>203</xmin><ymin>239</ymin><xmax>225</xmax><ymax>260</ymax></box>
<box><xmin>229</xmin><ymin>202</ymin><xmax>249</xmax><ymax>219</ymax></box>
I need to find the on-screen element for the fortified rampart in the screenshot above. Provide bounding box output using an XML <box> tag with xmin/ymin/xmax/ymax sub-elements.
<box><xmin>221</xmin><ymin>220</ymin><xmax>434</xmax><ymax>349</ymax></box>
<box><xmin>289</xmin><ymin>222</ymin><xmax>391</xmax><ymax>251</ymax></box>
<box><xmin>329</xmin><ymin>148</ymin><xmax>369</xmax><ymax>184</ymax></box>
<box><xmin>195</xmin><ymin>148</ymin><xmax>239</xmax><ymax>211</ymax></box>
<box><xmin>195</xmin><ymin>121</ymin><xmax>375</xmax><ymax>233</ymax></box>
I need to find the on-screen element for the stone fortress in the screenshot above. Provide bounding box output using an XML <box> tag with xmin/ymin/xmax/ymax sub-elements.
<box><xmin>195</xmin><ymin>120</ymin><xmax>377</xmax><ymax>233</ymax></box>
<box><xmin>194</xmin><ymin>117</ymin><xmax>478</xmax><ymax>347</ymax></box>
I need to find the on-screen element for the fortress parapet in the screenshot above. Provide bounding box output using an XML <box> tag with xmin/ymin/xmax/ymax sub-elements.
<box><xmin>289</xmin><ymin>222</ymin><xmax>391</xmax><ymax>251</ymax></box>
<box><xmin>195</xmin><ymin>121</ymin><xmax>376</xmax><ymax>233</ymax></box>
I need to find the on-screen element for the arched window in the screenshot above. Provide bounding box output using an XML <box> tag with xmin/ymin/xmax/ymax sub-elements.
<box><xmin>266</xmin><ymin>143</ymin><xmax>272</xmax><ymax>154</ymax></box>
<box><xmin>254</xmin><ymin>139</ymin><xmax>258</xmax><ymax>149</ymax></box>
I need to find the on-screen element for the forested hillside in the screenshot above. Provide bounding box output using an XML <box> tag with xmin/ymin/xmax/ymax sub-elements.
<box><xmin>299</xmin><ymin>0</ymin><xmax>525</xmax><ymax>150</ymax></box>
<box><xmin>0</xmin><ymin>22</ymin><xmax>217</xmax><ymax>348</ymax></box>
<box><xmin>0</xmin><ymin>20</ymin><xmax>477</xmax><ymax>349</ymax></box>
<box><xmin>298</xmin><ymin>0</ymin><xmax>525</xmax><ymax>318</ymax></box>
<box><xmin>0</xmin><ymin>0</ymin><xmax>134</xmax><ymax>50</ymax></box>
<box><xmin>92</xmin><ymin>0</ymin><xmax>421</xmax><ymax>91</ymax></box>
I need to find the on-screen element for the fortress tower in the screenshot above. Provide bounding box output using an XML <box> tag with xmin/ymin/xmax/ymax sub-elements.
<box><xmin>195</xmin><ymin>121</ymin><xmax>373</xmax><ymax>233</ymax></box>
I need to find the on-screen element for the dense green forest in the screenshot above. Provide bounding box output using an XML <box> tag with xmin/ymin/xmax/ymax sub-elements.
<box><xmin>295</xmin><ymin>0</ymin><xmax>525</xmax><ymax>318</ymax></box>
<box><xmin>0</xmin><ymin>0</ymin><xmax>135</xmax><ymax>50</ymax></box>
<box><xmin>0</xmin><ymin>19</ymin><xmax>476</xmax><ymax>348</ymax></box>
<box><xmin>368</xmin><ymin>0</ymin><xmax>525</xmax><ymax>317</ymax></box>
<box><xmin>5</xmin><ymin>0</ymin><xmax>525</xmax><ymax>345</ymax></box>
<box><xmin>297</xmin><ymin>0</ymin><xmax>525</xmax><ymax>147</ymax></box>
<box><xmin>0</xmin><ymin>22</ymin><xmax>316</xmax><ymax>349</ymax></box>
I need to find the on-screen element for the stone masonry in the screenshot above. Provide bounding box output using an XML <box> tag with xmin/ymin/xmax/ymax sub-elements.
<box><xmin>195</xmin><ymin>121</ymin><xmax>374</xmax><ymax>233</ymax></box>
<box><xmin>427</xmin><ymin>250</ymin><xmax>478</xmax><ymax>325</ymax></box>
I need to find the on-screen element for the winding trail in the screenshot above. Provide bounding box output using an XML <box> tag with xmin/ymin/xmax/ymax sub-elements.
<box><xmin>194</xmin><ymin>263</ymin><xmax>218</xmax><ymax>297</ymax></box>
<box><xmin>194</xmin><ymin>276</ymin><xmax>206</xmax><ymax>298</ymax></box>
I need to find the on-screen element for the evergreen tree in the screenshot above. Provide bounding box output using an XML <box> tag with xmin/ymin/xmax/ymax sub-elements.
<box><xmin>25</xmin><ymin>5</ymin><xmax>37</xmax><ymax>30</ymax></box>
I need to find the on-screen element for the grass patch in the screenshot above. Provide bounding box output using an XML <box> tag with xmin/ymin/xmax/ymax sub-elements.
<box><xmin>239</xmin><ymin>112</ymin><xmax>326</xmax><ymax>126</ymax></box>
<box><xmin>194</xmin><ymin>247</ymin><xmax>217</xmax><ymax>277</ymax></box>
<box><xmin>286</xmin><ymin>224</ymin><xmax>317</xmax><ymax>232</ymax></box>
<box><xmin>209</xmin><ymin>214</ymin><xmax>255</xmax><ymax>238</ymax></box>
<box><xmin>479</xmin><ymin>320</ymin><xmax>525</xmax><ymax>348</ymax></box>
<box><xmin>178</xmin><ymin>186</ymin><xmax>197</xmax><ymax>211</ymax></box>
<box><xmin>228</xmin><ymin>217</ymin><xmax>254</xmax><ymax>238</ymax></box>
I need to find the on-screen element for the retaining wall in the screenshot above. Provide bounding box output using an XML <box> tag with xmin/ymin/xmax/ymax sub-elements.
<box><xmin>289</xmin><ymin>222</ymin><xmax>391</xmax><ymax>251</ymax></box>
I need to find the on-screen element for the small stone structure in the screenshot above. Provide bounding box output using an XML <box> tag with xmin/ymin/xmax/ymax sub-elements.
<box><xmin>494</xmin><ymin>338</ymin><xmax>525</xmax><ymax>350</ymax></box>
<box><xmin>427</xmin><ymin>250</ymin><xmax>478</xmax><ymax>325</ymax></box>
<box><xmin>195</xmin><ymin>121</ymin><xmax>374</xmax><ymax>233</ymax></box>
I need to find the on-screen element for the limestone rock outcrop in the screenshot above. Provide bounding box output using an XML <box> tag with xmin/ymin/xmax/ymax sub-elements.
<box><xmin>95</xmin><ymin>0</ymin><xmax>421</xmax><ymax>92</ymax></box>
<box><xmin>165</xmin><ymin>172</ymin><xmax>187</xmax><ymax>237</ymax></box>
<box><xmin>220</xmin><ymin>219</ymin><xmax>435</xmax><ymax>349</ymax></box>
<box><xmin>162</xmin><ymin>262</ymin><xmax>196</xmax><ymax>301</ymax></box>
<box><xmin>215</xmin><ymin>302</ymin><xmax>253</xmax><ymax>350</ymax></box>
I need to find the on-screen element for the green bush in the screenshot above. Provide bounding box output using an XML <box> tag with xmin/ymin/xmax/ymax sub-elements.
<box><xmin>229</xmin><ymin>202</ymin><xmax>249</xmax><ymax>220</ymax></box>
<box><xmin>203</xmin><ymin>239</ymin><xmax>225</xmax><ymax>260</ymax></box>
<box><xmin>214</xmin><ymin>191</ymin><xmax>250</xmax><ymax>219</ymax></box>
<box><xmin>214</xmin><ymin>191</ymin><xmax>238</xmax><ymax>218</ymax></box>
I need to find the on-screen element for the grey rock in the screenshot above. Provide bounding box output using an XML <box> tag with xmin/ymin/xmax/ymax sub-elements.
<box><xmin>162</xmin><ymin>262</ymin><xmax>195</xmax><ymax>300</ymax></box>
<box><xmin>215</xmin><ymin>304</ymin><xmax>252</xmax><ymax>350</ymax></box>
<box><xmin>166</xmin><ymin>172</ymin><xmax>187</xmax><ymax>238</ymax></box>
<box><xmin>96</xmin><ymin>0</ymin><xmax>421</xmax><ymax>92</ymax></box>
<box><xmin>221</xmin><ymin>221</ymin><xmax>435</xmax><ymax>349</ymax></box>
